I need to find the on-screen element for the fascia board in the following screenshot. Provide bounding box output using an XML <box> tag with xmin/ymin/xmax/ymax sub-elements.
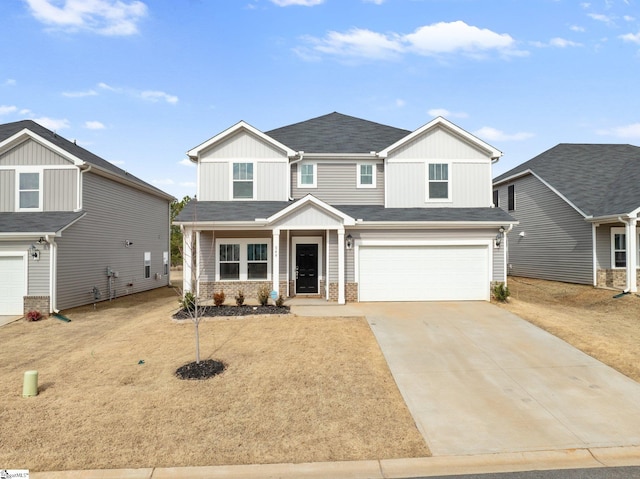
<box><xmin>187</xmin><ymin>121</ymin><xmax>296</xmax><ymax>159</ymax></box>
<box><xmin>492</xmin><ymin>169</ymin><xmax>533</xmax><ymax>186</ymax></box>
<box><xmin>378</xmin><ymin>117</ymin><xmax>502</xmax><ymax>159</ymax></box>
<box><xmin>350</xmin><ymin>220</ymin><xmax>518</xmax><ymax>229</ymax></box>
<box><xmin>266</xmin><ymin>194</ymin><xmax>356</xmax><ymax>225</ymax></box>
<box><xmin>301</xmin><ymin>153</ymin><xmax>380</xmax><ymax>160</ymax></box>
<box><xmin>0</xmin><ymin>129</ymin><xmax>85</xmax><ymax>166</ymax></box>
<box><xmin>586</xmin><ymin>209</ymin><xmax>640</xmax><ymax>223</ymax></box>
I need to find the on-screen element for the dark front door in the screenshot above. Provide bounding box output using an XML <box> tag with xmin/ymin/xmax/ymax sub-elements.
<box><xmin>296</xmin><ymin>244</ymin><xmax>318</xmax><ymax>294</ymax></box>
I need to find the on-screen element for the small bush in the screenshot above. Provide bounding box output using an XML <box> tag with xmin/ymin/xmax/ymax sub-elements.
<box><xmin>235</xmin><ymin>290</ymin><xmax>245</xmax><ymax>306</ymax></box>
<box><xmin>26</xmin><ymin>310</ymin><xmax>42</xmax><ymax>322</ymax></box>
<box><xmin>257</xmin><ymin>285</ymin><xmax>270</xmax><ymax>306</ymax></box>
<box><xmin>275</xmin><ymin>294</ymin><xmax>285</xmax><ymax>307</ymax></box>
<box><xmin>180</xmin><ymin>291</ymin><xmax>196</xmax><ymax>312</ymax></box>
<box><xmin>213</xmin><ymin>290</ymin><xmax>226</xmax><ymax>307</ymax></box>
<box><xmin>492</xmin><ymin>282</ymin><xmax>510</xmax><ymax>302</ymax></box>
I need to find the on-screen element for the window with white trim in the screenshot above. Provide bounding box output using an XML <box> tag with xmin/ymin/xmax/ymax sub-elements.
<box><xmin>217</xmin><ymin>239</ymin><xmax>271</xmax><ymax>281</ymax></box>
<box><xmin>163</xmin><ymin>251</ymin><xmax>169</xmax><ymax>275</ymax></box>
<box><xmin>357</xmin><ymin>163</ymin><xmax>376</xmax><ymax>188</ymax></box>
<box><xmin>610</xmin><ymin>227</ymin><xmax>640</xmax><ymax>268</ymax></box>
<box><xmin>18</xmin><ymin>171</ymin><xmax>41</xmax><ymax>210</ymax></box>
<box><xmin>427</xmin><ymin>163</ymin><xmax>449</xmax><ymax>200</ymax></box>
<box><xmin>144</xmin><ymin>252</ymin><xmax>151</xmax><ymax>279</ymax></box>
<box><xmin>298</xmin><ymin>163</ymin><xmax>316</xmax><ymax>188</ymax></box>
<box><xmin>233</xmin><ymin>162</ymin><xmax>254</xmax><ymax>199</ymax></box>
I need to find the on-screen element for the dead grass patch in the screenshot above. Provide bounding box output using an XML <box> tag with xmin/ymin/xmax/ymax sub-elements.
<box><xmin>496</xmin><ymin>276</ymin><xmax>640</xmax><ymax>382</ymax></box>
<box><xmin>0</xmin><ymin>287</ymin><xmax>428</xmax><ymax>471</ymax></box>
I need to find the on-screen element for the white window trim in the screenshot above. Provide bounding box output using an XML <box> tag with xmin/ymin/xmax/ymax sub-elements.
<box><xmin>163</xmin><ymin>251</ymin><xmax>169</xmax><ymax>276</ymax></box>
<box><xmin>16</xmin><ymin>167</ymin><xmax>43</xmax><ymax>212</ymax></box>
<box><xmin>356</xmin><ymin>162</ymin><xmax>376</xmax><ymax>189</ymax></box>
<box><xmin>144</xmin><ymin>252</ymin><xmax>151</xmax><ymax>279</ymax></box>
<box><xmin>230</xmin><ymin>161</ymin><xmax>256</xmax><ymax>200</ymax></box>
<box><xmin>297</xmin><ymin>162</ymin><xmax>317</xmax><ymax>188</ymax></box>
<box><xmin>215</xmin><ymin>238</ymin><xmax>272</xmax><ymax>281</ymax></box>
<box><xmin>425</xmin><ymin>161</ymin><xmax>452</xmax><ymax>203</ymax></box>
<box><xmin>610</xmin><ymin>227</ymin><xmax>640</xmax><ymax>269</ymax></box>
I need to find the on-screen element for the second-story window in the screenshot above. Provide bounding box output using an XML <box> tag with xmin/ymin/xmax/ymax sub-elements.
<box><xmin>298</xmin><ymin>163</ymin><xmax>316</xmax><ymax>188</ymax></box>
<box><xmin>357</xmin><ymin>163</ymin><xmax>376</xmax><ymax>188</ymax></box>
<box><xmin>18</xmin><ymin>171</ymin><xmax>41</xmax><ymax>210</ymax></box>
<box><xmin>508</xmin><ymin>185</ymin><xmax>515</xmax><ymax>211</ymax></box>
<box><xmin>233</xmin><ymin>163</ymin><xmax>253</xmax><ymax>199</ymax></box>
<box><xmin>428</xmin><ymin>163</ymin><xmax>449</xmax><ymax>200</ymax></box>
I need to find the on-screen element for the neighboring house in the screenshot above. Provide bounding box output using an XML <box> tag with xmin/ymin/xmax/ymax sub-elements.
<box><xmin>175</xmin><ymin>112</ymin><xmax>516</xmax><ymax>304</ymax></box>
<box><xmin>493</xmin><ymin>144</ymin><xmax>640</xmax><ymax>292</ymax></box>
<box><xmin>0</xmin><ymin>120</ymin><xmax>175</xmax><ymax>316</ymax></box>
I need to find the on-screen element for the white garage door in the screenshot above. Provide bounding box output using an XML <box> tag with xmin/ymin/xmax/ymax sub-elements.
<box><xmin>0</xmin><ymin>256</ymin><xmax>26</xmax><ymax>315</ymax></box>
<box><xmin>358</xmin><ymin>245</ymin><xmax>489</xmax><ymax>302</ymax></box>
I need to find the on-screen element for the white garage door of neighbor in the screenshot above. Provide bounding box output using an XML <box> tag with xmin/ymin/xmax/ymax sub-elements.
<box><xmin>358</xmin><ymin>245</ymin><xmax>489</xmax><ymax>302</ymax></box>
<box><xmin>0</xmin><ymin>256</ymin><xmax>26</xmax><ymax>315</ymax></box>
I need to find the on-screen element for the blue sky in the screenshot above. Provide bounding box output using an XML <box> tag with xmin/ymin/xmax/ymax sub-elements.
<box><xmin>2</xmin><ymin>0</ymin><xmax>640</xmax><ymax>200</ymax></box>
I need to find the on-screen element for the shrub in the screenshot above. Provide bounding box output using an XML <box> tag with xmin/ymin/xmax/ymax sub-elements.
<box><xmin>275</xmin><ymin>294</ymin><xmax>285</xmax><ymax>307</ymax></box>
<box><xmin>257</xmin><ymin>285</ymin><xmax>270</xmax><ymax>306</ymax></box>
<box><xmin>213</xmin><ymin>290</ymin><xmax>226</xmax><ymax>307</ymax></box>
<box><xmin>235</xmin><ymin>290</ymin><xmax>245</xmax><ymax>306</ymax></box>
<box><xmin>492</xmin><ymin>282</ymin><xmax>510</xmax><ymax>302</ymax></box>
<box><xmin>180</xmin><ymin>291</ymin><xmax>196</xmax><ymax>312</ymax></box>
<box><xmin>26</xmin><ymin>310</ymin><xmax>42</xmax><ymax>322</ymax></box>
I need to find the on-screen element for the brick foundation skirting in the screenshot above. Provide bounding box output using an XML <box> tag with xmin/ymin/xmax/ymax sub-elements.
<box><xmin>200</xmin><ymin>281</ymin><xmax>288</xmax><ymax>304</ymax></box>
<box><xmin>23</xmin><ymin>296</ymin><xmax>50</xmax><ymax>317</ymax></box>
<box><xmin>596</xmin><ymin>269</ymin><xmax>639</xmax><ymax>289</ymax></box>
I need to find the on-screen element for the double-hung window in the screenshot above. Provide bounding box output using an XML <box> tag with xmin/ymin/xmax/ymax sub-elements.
<box><xmin>298</xmin><ymin>163</ymin><xmax>316</xmax><ymax>188</ymax></box>
<box><xmin>427</xmin><ymin>163</ymin><xmax>449</xmax><ymax>200</ymax></box>
<box><xmin>18</xmin><ymin>171</ymin><xmax>41</xmax><ymax>210</ymax></box>
<box><xmin>233</xmin><ymin>162</ymin><xmax>254</xmax><ymax>199</ymax></box>
<box><xmin>144</xmin><ymin>252</ymin><xmax>151</xmax><ymax>279</ymax></box>
<box><xmin>508</xmin><ymin>185</ymin><xmax>515</xmax><ymax>211</ymax></box>
<box><xmin>217</xmin><ymin>239</ymin><xmax>271</xmax><ymax>281</ymax></box>
<box><xmin>611</xmin><ymin>227</ymin><xmax>640</xmax><ymax>268</ymax></box>
<box><xmin>163</xmin><ymin>251</ymin><xmax>169</xmax><ymax>275</ymax></box>
<box><xmin>357</xmin><ymin>163</ymin><xmax>376</xmax><ymax>188</ymax></box>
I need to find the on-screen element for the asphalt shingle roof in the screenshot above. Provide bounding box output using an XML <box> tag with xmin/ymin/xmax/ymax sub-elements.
<box><xmin>0</xmin><ymin>211</ymin><xmax>85</xmax><ymax>234</ymax></box>
<box><xmin>494</xmin><ymin>144</ymin><xmax>640</xmax><ymax>218</ymax></box>
<box><xmin>265</xmin><ymin>112</ymin><xmax>410</xmax><ymax>154</ymax></box>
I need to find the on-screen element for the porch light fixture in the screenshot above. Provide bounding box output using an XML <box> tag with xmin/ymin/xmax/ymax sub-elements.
<box><xmin>125</xmin><ymin>240</ymin><xmax>134</xmax><ymax>248</ymax></box>
<box><xmin>495</xmin><ymin>226</ymin><xmax>506</xmax><ymax>247</ymax></box>
<box><xmin>345</xmin><ymin>234</ymin><xmax>354</xmax><ymax>250</ymax></box>
<box><xmin>29</xmin><ymin>244</ymin><xmax>40</xmax><ymax>261</ymax></box>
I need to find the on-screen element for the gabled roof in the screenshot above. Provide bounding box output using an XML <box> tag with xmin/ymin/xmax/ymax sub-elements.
<box><xmin>493</xmin><ymin>144</ymin><xmax>640</xmax><ymax>218</ymax></box>
<box><xmin>0</xmin><ymin>211</ymin><xmax>86</xmax><ymax>236</ymax></box>
<box><xmin>265</xmin><ymin>112</ymin><xmax>410</xmax><ymax>154</ymax></box>
<box><xmin>0</xmin><ymin>120</ymin><xmax>173</xmax><ymax>201</ymax></box>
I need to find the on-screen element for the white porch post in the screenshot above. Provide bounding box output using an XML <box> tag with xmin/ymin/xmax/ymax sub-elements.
<box><xmin>338</xmin><ymin>228</ymin><xmax>345</xmax><ymax>304</ymax></box>
<box><xmin>628</xmin><ymin>217</ymin><xmax>638</xmax><ymax>293</ymax></box>
<box><xmin>592</xmin><ymin>224</ymin><xmax>598</xmax><ymax>287</ymax></box>
<box><xmin>182</xmin><ymin>226</ymin><xmax>193</xmax><ymax>294</ymax></box>
<box><xmin>325</xmin><ymin>229</ymin><xmax>330</xmax><ymax>300</ymax></box>
<box><xmin>273</xmin><ymin>229</ymin><xmax>280</xmax><ymax>295</ymax></box>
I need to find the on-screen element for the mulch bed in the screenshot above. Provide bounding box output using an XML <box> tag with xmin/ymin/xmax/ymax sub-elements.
<box><xmin>175</xmin><ymin>359</ymin><xmax>226</xmax><ymax>380</ymax></box>
<box><xmin>173</xmin><ymin>304</ymin><xmax>290</xmax><ymax>320</ymax></box>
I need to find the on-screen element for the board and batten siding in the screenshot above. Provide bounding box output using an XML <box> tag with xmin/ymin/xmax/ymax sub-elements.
<box><xmin>44</xmin><ymin>169</ymin><xmax>77</xmax><ymax>211</ymax></box>
<box><xmin>0</xmin><ymin>170</ymin><xmax>14</xmax><ymax>211</ymax></box>
<box><xmin>291</xmin><ymin>162</ymin><xmax>384</xmax><ymax>205</ymax></box>
<box><xmin>0</xmin><ymin>240</ymin><xmax>50</xmax><ymax>295</ymax></box>
<box><xmin>55</xmin><ymin>172</ymin><xmax>170</xmax><ymax>310</ymax></box>
<box><xmin>0</xmin><ymin>139</ymin><xmax>72</xmax><ymax>166</ymax></box>
<box><xmin>386</xmin><ymin>161</ymin><xmax>491</xmax><ymax>208</ymax></box>
<box><xmin>388</xmin><ymin>127</ymin><xmax>490</xmax><ymax>160</ymax></box>
<box><xmin>496</xmin><ymin>174</ymin><xmax>593</xmax><ymax>284</ymax></box>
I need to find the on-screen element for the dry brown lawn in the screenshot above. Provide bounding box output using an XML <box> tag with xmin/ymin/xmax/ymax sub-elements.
<box><xmin>497</xmin><ymin>276</ymin><xmax>640</xmax><ymax>382</ymax></box>
<box><xmin>0</xmin><ymin>285</ymin><xmax>428</xmax><ymax>472</ymax></box>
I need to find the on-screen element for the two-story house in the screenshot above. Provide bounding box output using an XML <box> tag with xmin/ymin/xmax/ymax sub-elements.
<box><xmin>0</xmin><ymin>120</ymin><xmax>174</xmax><ymax>316</ymax></box>
<box><xmin>175</xmin><ymin>112</ymin><xmax>516</xmax><ymax>304</ymax></box>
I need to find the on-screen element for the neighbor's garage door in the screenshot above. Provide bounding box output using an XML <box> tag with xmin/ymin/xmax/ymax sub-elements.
<box><xmin>0</xmin><ymin>256</ymin><xmax>25</xmax><ymax>315</ymax></box>
<box><xmin>358</xmin><ymin>245</ymin><xmax>489</xmax><ymax>302</ymax></box>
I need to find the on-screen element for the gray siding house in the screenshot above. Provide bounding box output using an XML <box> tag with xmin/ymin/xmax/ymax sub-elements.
<box><xmin>493</xmin><ymin>144</ymin><xmax>640</xmax><ymax>293</ymax></box>
<box><xmin>0</xmin><ymin>120</ymin><xmax>174</xmax><ymax>316</ymax></box>
<box><xmin>175</xmin><ymin>112</ymin><xmax>516</xmax><ymax>303</ymax></box>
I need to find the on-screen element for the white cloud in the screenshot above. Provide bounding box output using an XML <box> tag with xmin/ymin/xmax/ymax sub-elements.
<box><xmin>474</xmin><ymin>126</ymin><xmax>534</xmax><ymax>142</ymax></box>
<box><xmin>4</xmin><ymin>79</ymin><xmax>16</xmax><ymax>86</ymax></box>
<box><xmin>363</xmin><ymin>0</ymin><xmax>384</xmax><ymax>3</ymax></box>
<box><xmin>624</xmin><ymin>15</ymin><xmax>635</xmax><ymax>22</ymax></box>
<box><xmin>531</xmin><ymin>37</ymin><xmax>582</xmax><ymax>48</ymax></box>
<box><xmin>63</xmin><ymin>89</ymin><xmax>98</xmax><ymax>98</ymax></box>
<box><xmin>98</xmin><ymin>82</ymin><xmax>119</xmax><ymax>91</ymax></box>
<box><xmin>0</xmin><ymin>105</ymin><xmax>18</xmax><ymax>115</ymax></box>
<box><xmin>23</xmin><ymin>0</ymin><xmax>148</xmax><ymax>36</ymax></box>
<box><xmin>152</xmin><ymin>178</ymin><xmax>175</xmax><ymax>185</ymax></box>
<box><xmin>31</xmin><ymin>117</ymin><xmax>71</xmax><ymax>131</ymax></box>
<box><xmin>270</xmin><ymin>0</ymin><xmax>323</xmax><ymax>5</ymax></box>
<box><xmin>179</xmin><ymin>181</ymin><xmax>197</xmax><ymax>188</ymax></box>
<box><xmin>140</xmin><ymin>90</ymin><xmax>178</xmax><ymax>104</ymax></box>
<box><xmin>179</xmin><ymin>158</ymin><xmax>196</xmax><ymax>167</ymax></box>
<box><xmin>395</xmin><ymin>99</ymin><xmax>405</xmax><ymax>108</ymax></box>
<box><xmin>299</xmin><ymin>21</ymin><xmax>525</xmax><ymax>61</ymax></box>
<box><xmin>570</xmin><ymin>25</ymin><xmax>586</xmax><ymax>32</ymax></box>
<box><xmin>620</xmin><ymin>31</ymin><xmax>640</xmax><ymax>43</ymax></box>
<box><xmin>597</xmin><ymin>123</ymin><xmax>640</xmax><ymax>138</ymax></box>
<box><xmin>588</xmin><ymin>13</ymin><xmax>614</xmax><ymax>25</ymax></box>
<box><xmin>84</xmin><ymin>120</ymin><xmax>105</xmax><ymax>129</ymax></box>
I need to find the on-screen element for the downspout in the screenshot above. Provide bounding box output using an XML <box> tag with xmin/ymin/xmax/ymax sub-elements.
<box><xmin>77</xmin><ymin>164</ymin><xmax>92</xmax><ymax>211</ymax></box>
<box><xmin>288</xmin><ymin>151</ymin><xmax>304</xmax><ymax>201</ymax></box>
<box><xmin>46</xmin><ymin>234</ymin><xmax>59</xmax><ymax>313</ymax></box>
<box><xmin>502</xmin><ymin>224</ymin><xmax>514</xmax><ymax>286</ymax></box>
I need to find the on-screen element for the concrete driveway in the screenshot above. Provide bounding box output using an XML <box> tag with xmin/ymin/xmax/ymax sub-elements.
<box><xmin>352</xmin><ymin>301</ymin><xmax>640</xmax><ymax>457</ymax></box>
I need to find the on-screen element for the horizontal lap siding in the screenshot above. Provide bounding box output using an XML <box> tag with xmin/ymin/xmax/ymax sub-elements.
<box><xmin>496</xmin><ymin>175</ymin><xmax>592</xmax><ymax>284</ymax></box>
<box><xmin>56</xmin><ymin>173</ymin><xmax>170</xmax><ymax>310</ymax></box>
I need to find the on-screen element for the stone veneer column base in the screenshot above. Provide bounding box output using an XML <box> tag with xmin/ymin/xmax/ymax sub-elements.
<box><xmin>23</xmin><ymin>296</ymin><xmax>50</xmax><ymax>317</ymax></box>
<box><xmin>596</xmin><ymin>269</ymin><xmax>639</xmax><ymax>290</ymax></box>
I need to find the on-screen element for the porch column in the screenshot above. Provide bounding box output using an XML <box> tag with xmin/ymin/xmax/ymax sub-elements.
<box><xmin>182</xmin><ymin>226</ymin><xmax>193</xmax><ymax>294</ymax></box>
<box><xmin>325</xmin><ymin>229</ymin><xmax>330</xmax><ymax>300</ymax></box>
<box><xmin>628</xmin><ymin>217</ymin><xmax>638</xmax><ymax>293</ymax></box>
<box><xmin>338</xmin><ymin>228</ymin><xmax>345</xmax><ymax>304</ymax></box>
<box><xmin>272</xmin><ymin>229</ymin><xmax>280</xmax><ymax>295</ymax></box>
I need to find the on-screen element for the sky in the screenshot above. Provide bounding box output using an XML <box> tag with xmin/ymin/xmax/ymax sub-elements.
<box><xmin>2</xmin><ymin>0</ymin><xmax>640</xmax><ymax>200</ymax></box>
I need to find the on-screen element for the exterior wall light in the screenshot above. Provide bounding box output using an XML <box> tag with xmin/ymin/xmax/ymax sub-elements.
<box><xmin>345</xmin><ymin>234</ymin><xmax>354</xmax><ymax>250</ymax></box>
<box><xmin>29</xmin><ymin>244</ymin><xmax>40</xmax><ymax>261</ymax></box>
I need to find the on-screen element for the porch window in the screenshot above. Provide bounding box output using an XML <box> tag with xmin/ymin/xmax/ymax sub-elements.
<box><xmin>247</xmin><ymin>243</ymin><xmax>268</xmax><ymax>279</ymax></box>
<box><xmin>298</xmin><ymin>163</ymin><xmax>316</xmax><ymax>188</ymax></box>
<box><xmin>144</xmin><ymin>252</ymin><xmax>151</xmax><ymax>279</ymax></box>
<box><xmin>428</xmin><ymin>163</ymin><xmax>449</xmax><ymax>200</ymax></box>
<box><xmin>357</xmin><ymin>163</ymin><xmax>376</xmax><ymax>188</ymax></box>
<box><xmin>233</xmin><ymin>163</ymin><xmax>254</xmax><ymax>199</ymax></box>
<box><xmin>219</xmin><ymin>244</ymin><xmax>240</xmax><ymax>280</ymax></box>
<box><xmin>18</xmin><ymin>171</ymin><xmax>41</xmax><ymax>210</ymax></box>
<box><xmin>610</xmin><ymin>227</ymin><xmax>640</xmax><ymax>268</ymax></box>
